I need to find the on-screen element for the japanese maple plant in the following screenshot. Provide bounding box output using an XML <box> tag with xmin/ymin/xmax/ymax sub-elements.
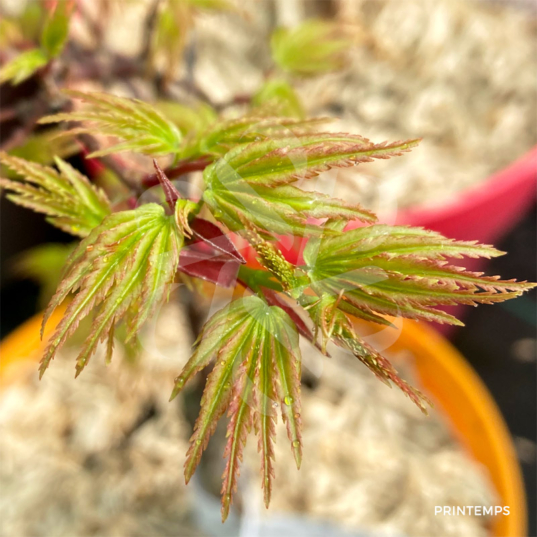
<box><xmin>1</xmin><ymin>2</ymin><xmax>534</xmax><ymax>522</ymax></box>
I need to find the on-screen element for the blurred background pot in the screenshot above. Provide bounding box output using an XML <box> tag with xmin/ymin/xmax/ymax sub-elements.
<box><xmin>363</xmin><ymin>318</ymin><xmax>527</xmax><ymax>537</ymax></box>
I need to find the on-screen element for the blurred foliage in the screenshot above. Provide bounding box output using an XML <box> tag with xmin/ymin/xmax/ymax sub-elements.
<box><xmin>40</xmin><ymin>0</ymin><xmax>72</xmax><ymax>59</ymax></box>
<box><xmin>149</xmin><ymin>0</ymin><xmax>234</xmax><ymax>83</ymax></box>
<box><xmin>0</xmin><ymin>48</ymin><xmax>48</xmax><ymax>84</ymax></box>
<box><xmin>271</xmin><ymin>20</ymin><xmax>352</xmax><ymax>77</ymax></box>
<box><xmin>12</xmin><ymin>243</ymin><xmax>75</xmax><ymax>309</ymax></box>
<box><xmin>4</xmin><ymin>130</ymin><xmax>79</xmax><ymax>172</ymax></box>
<box><xmin>155</xmin><ymin>100</ymin><xmax>218</xmax><ymax>137</ymax></box>
<box><xmin>253</xmin><ymin>78</ymin><xmax>305</xmax><ymax>119</ymax></box>
<box><xmin>0</xmin><ymin>1</ymin><xmax>72</xmax><ymax>84</ymax></box>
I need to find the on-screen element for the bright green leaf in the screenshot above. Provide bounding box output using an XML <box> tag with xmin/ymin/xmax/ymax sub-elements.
<box><xmin>202</xmin><ymin>135</ymin><xmax>419</xmax><ymax>235</ymax></box>
<box><xmin>205</xmin><ymin>134</ymin><xmax>419</xmax><ymax>187</ymax></box>
<box><xmin>155</xmin><ymin>100</ymin><xmax>217</xmax><ymax>138</ymax></box>
<box><xmin>5</xmin><ymin>129</ymin><xmax>79</xmax><ymax>169</ymax></box>
<box><xmin>40</xmin><ymin>203</ymin><xmax>184</xmax><ymax>377</ymax></box>
<box><xmin>183</xmin><ymin>115</ymin><xmax>329</xmax><ymax>160</ymax></box>
<box><xmin>12</xmin><ymin>242</ymin><xmax>76</xmax><ymax>308</ymax></box>
<box><xmin>306</xmin><ymin>293</ymin><xmax>430</xmax><ymax>413</ymax></box>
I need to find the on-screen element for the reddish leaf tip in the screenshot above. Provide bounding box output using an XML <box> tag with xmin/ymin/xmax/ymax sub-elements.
<box><xmin>153</xmin><ymin>159</ymin><xmax>181</xmax><ymax>212</ymax></box>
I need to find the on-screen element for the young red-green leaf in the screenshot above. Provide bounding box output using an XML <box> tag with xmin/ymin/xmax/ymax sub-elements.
<box><xmin>170</xmin><ymin>295</ymin><xmax>302</xmax><ymax>521</ymax></box>
<box><xmin>0</xmin><ymin>49</ymin><xmax>48</xmax><ymax>85</ymax></box>
<box><xmin>221</xmin><ymin>344</ymin><xmax>258</xmax><ymax>521</ymax></box>
<box><xmin>0</xmin><ymin>152</ymin><xmax>111</xmax><ymax>237</ymax></box>
<box><xmin>40</xmin><ymin>203</ymin><xmax>183</xmax><ymax>377</ymax></box>
<box><xmin>308</xmin><ymin>225</ymin><xmax>505</xmax><ymax>262</ymax></box>
<box><xmin>202</xmin><ymin>132</ymin><xmax>414</xmax><ymax>236</ymax></box>
<box><xmin>183</xmin><ymin>115</ymin><xmax>330</xmax><ymax>160</ymax></box>
<box><xmin>206</xmin><ymin>134</ymin><xmax>419</xmax><ymax>188</ymax></box>
<box><xmin>203</xmin><ymin>180</ymin><xmax>377</xmax><ymax>237</ymax></box>
<box><xmin>303</xmin><ymin>224</ymin><xmax>536</xmax><ymax>326</ymax></box>
<box><xmin>39</xmin><ymin>90</ymin><xmax>182</xmax><ymax>157</ymax></box>
<box><xmin>271</xmin><ymin>20</ymin><xmax>352</xmax><ymax>76</ymax></box>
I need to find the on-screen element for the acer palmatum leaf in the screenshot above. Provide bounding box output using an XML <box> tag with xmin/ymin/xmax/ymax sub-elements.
<box><xmin>205</xmin><ymin>134</ymin><xmax>419</xmax><ymax>187</ymax></box>
<box><xmin>0</xmin><ymin>152</ymin><xmax>110</xmax><ymax>238</ymax></box>
<box><xmin>39</xmin><ymin>90</ymin><xmax>182</xmax><ymax>157</ymax></box>
<box><xmin>303</xmin><ymin>224</ymin><xmax>534</xmax><ymax>326</ymax></box>
<box><xmin>271</xmin><ymin>20</ymin><xmax>352</xmax><ymax>76</ymax></box>
<box><xmin>40</xmin><ymin>203</ymin><xmax>183</xmax><ymax>376</ymax></box>
<box><xmin>183</xmin><ymin>115</ymin><xmax>330</xmax><ymax>160</ymax></box>
<box><xmin>202</xmin><ymin>135</ymin><xmax>419</xmax><ymax>235</ymax></box>
<box><xmin>170</xmin><ymin>296</ymin><xmax>302</xmax><ymax>521</ymax></box>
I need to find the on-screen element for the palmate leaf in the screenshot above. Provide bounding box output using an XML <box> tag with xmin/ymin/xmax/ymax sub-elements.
<box><xmin>271</xmin><ymin>20</ymin><xmax>352</xmax><ymax>76</ymax></box>
<box><xmin>0</xmin><ymin>152</ymin><xmax>111</xmax><ymax>237</ymax></box>
<box><xmin>304</xmin><ymin>224</ymin><xmax>536</xmax><ymax>326</ymax></box>
<box><xmin>206</xmin><ymin>134</ymin><xmax>419</xmax><ymax>188</ymax></box>
<box><xmin>203</xmin><ymin>180</ymin><xmax>377</xmax><ymax>237</ymax></box>
<box><xmin>182</xmin><ymin>115</ymin><xmax>330</xmax><ymax>160</ymax></box>
<box><xmin>40</xmin><ymin>203</ymin><xmax>183</xmax><ymax>377</ymax></box>
<box><xmin>202</xmin><ymin>134</ymin><xmax>418</xmax><ymax>236</ymax></box>
<box><xmin>171</xmin><ymin>295</ymin><xmax>302</xmax><ymax>521</ymax></box>
<box><xmin>39</xmin><ymin>90</ymin><xmax>182</xmax><ymax>157</ymax></box>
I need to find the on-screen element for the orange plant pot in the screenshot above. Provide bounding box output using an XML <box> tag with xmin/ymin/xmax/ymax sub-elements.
<box><xmin>0</xmin><ymin>310</ymin><xmax>527</xmax><ymax>536</ymax></box>
<box><xmin>360</xmin><ymin>318</ymin><xmax>527</xmax><ymax>537</ymax></box>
